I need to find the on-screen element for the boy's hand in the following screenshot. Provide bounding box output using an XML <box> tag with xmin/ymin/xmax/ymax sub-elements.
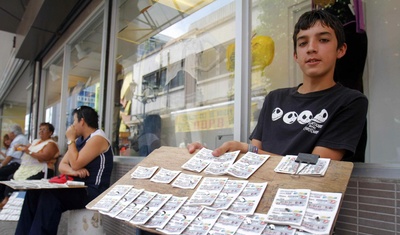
<box><xmin>187</xmin><ymin>142</ymin><xmax>203</xmax><ymax>154</ymax></box>
<box><xmin>212</xmin><ymin>141</ymin><xmax>247</xmax><ymax>156</ymax></box>
<box><xmin>66</xmin><ymin>125</ymin><xmax>77</xmax><ymax>141</ymax></box>
<box><xmin>70</xmin><ymin>168</ymin><xmax>89</xmax><ymax>178</ymax></box>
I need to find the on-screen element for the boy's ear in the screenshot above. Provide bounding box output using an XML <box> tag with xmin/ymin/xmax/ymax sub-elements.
<box><xmin>337</xmin><ymin>43</ymin><xmax>347</xmax><ymax>59</ymax></box>
<box><xmin>293</xmin><ymin>52</ymin><xmax>298</xmax><ymax>60</ymax></box>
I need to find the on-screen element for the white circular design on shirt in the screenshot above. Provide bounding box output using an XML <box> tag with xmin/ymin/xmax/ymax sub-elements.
<box><xmin>271</xmin><ymin>107</ymin><xmax>283</xmax><ymax>121</ymax></box>
<box><xmin>297</xmin><ymin>110</ymin><xmax>313</xmax><ymax>125</ymax></box>
<box><xmin>313</xmin><ymin>109</ymin><xmax>329</xmax><ymax>123</ymax></box>
<box><xmin>283</xmin><ymin>111</ymin><xmax>298</xmax><ymax>124</ymax></box>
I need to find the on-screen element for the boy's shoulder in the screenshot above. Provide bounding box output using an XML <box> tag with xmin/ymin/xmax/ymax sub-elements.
<box><xmin>326</xmin><ymin>84</ymin><xmax>369</xmax><ymax>111</ymax></box>
<box><xmin>267</xmin><ymin>84</ymin><xmax>367</xmax><ymax>105</ymax></box>
<box><xmin>335</xmin><ymin>83</ymin><xmax>368</xmax><ymax>100</ymax></box>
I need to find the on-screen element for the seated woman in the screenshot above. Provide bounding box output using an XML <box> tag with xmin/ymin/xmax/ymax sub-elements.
<box><xmin>0</xmin><ymin>134</ymin><xmax>11</xmax><ymax>161</ymax></box>
<box><xmin>0</xmin><ymin>122</ymin><xmax>59</xmax><ymax>208</ymax></box>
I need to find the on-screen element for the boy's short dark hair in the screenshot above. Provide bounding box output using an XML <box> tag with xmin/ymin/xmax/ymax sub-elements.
<box><xmin>72</xmin><ymin>106</ymin><xmax>99</xmax><ymax>129</ymax></box>
<box><xmin>293</xmin><ymin>9</ymin><xmax>345</xmax><ymax>53</ymax></box>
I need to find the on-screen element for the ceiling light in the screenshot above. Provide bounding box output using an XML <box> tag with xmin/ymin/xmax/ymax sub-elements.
<box><xmin>49</xmin><ymin>64</ymin><xmax>62</xmax><ymax>81</ymax></box>
<box><xmin>75</xmin><ymin>44</ymin><xmax>90</xmax><ymax>60</ymax></box>
<box><xmin>137</xmin><ymin>0</ymin><xmax>153</xmax><ymax>13</ymax></box>
<box><xmin>154</xmin><ymin>0</ymin><xmax>213</xmax><ymax>12</ymax></box>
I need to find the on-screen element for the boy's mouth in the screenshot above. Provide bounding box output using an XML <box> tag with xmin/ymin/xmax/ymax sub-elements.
<box><xmin>306</xmin><ymin>58</ymin><xmax>321</xmax><ymax>64</ymax></box>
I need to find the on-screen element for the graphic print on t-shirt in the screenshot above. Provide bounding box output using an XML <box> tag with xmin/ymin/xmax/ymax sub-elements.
<box><xmin>271</xmin><ymin>107</ymin><xmax>329</xmax><ymax>135</ymax></box>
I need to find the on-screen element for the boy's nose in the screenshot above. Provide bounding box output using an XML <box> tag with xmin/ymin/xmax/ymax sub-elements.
<box><xmin>307</xmin><ymin>40</ymin><xmax>317</xmax><ymax>53</ymax></box>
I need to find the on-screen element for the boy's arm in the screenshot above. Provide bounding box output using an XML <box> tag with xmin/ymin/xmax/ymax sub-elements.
<box><xmin>58</xmin><ymin>154</ymin><xmax>89</xmax><ymax>178</ymax></box>
<box><xmin>251</xmin><ymin>139</ymin><xmax>276</xmax><ymax>156</ymax></box>
<box><xmin>66</xmin><ymin>136</ymin><xmax>109</xmax><ymax>170</ymax></box>
<box><xmin>255</xmin><ymin>140</ymin><xmax>346</xmax><ymax>160</ymax></box>
<box><xmin>253</xmin><ymin>139</ymin><xmax>345</xmax><ymax>160</ymax></box>
<box><xmin>312</xmin><ymin>146</ymin><xmax>345</xmax><ymax>161</ymax></box>
<box><xmin>187</xmin><ymin>139</ymin><xmax>277</xmax><ymax>156</ymax></box>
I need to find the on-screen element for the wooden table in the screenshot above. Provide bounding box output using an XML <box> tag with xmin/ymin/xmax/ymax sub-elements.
<box><xmin>87</xmin><ymin>146</ymin><xmax>354</xmax><ymax>234</ymax></box>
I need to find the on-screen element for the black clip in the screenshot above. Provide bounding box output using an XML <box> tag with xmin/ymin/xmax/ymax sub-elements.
<box><xmin>295</xmin><ymin>153</ymin><xmax>320</xmax><ymax>165</ymax></box>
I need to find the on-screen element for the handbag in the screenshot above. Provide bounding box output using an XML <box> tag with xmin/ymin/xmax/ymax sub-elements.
<box><xmin>49</xmin><ymin>174</ymin><xmax>74</xmax><ymax>184</ymax></box>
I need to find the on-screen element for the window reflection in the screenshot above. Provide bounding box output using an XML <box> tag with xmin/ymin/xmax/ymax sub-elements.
<box><xmin>44</xmin><ymin>58</ymin><xmax>64</xmax><ymax>141</ymax></box>
<box><xmin>66</xmin><ymin>13</ymin><xmax>104</xmax><ymax>126</ymax></box>
<box><xmin>115</xmin><ymin>0</ymin><xmax>235</xmax><ymax>156</ymax></box>
<box><xmin>43</xmin><ymin>12</ymin><xmax>104</xmax><ymax>141</ymax></box>
<box><xmin>250</xmin><ymin>0</ymin><xmax>312</xmax><ymax>132</ymax></box>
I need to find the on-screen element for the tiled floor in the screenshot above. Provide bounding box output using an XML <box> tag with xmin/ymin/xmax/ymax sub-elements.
<box><xmin>0</xmin><ymin>212</ymin><xmax>68</xmax><ymax>235</ymax></box>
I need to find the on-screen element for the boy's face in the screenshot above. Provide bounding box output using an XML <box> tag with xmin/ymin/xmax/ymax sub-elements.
<box><xmin>72</xmin><ymin>113</ymin><xmax>83</xmax><ymax>135</ymax></box>
<box><xmin>293</xmin><ymin>21</ymin><xmax>346</xmax><ymax>80</ymax></box>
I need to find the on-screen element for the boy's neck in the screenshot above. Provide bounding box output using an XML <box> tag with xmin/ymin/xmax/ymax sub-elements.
<box><xmin>82</xmin><ymin>127</ymin><xmax>97</xmax><ymax>140</ymax></box>
<box><xmin>297</xmin><ymin>80</ymin><xmax>336</xmax><ymax>94</ymax></box>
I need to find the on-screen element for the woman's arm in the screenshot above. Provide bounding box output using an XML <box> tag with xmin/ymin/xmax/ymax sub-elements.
<box><xmin>26</xmin><ymin>142</ymin><xmax>59</xmax><ymax>162</ymax></box>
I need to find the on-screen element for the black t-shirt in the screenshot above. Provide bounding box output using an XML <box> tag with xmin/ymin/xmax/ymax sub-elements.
<box><xmin>249</xmin><ymin>84</ymin><xmax>368</xmax><ymax>158</ymax></box>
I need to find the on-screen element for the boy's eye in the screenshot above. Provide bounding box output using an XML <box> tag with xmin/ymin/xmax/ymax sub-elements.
<box><xmin>298</xmin><ymin>41</ymin><xmax>307</xmax><ymax>47</ymax></box>
<box><xmin>320</xmin><ymin>38</ymin><xmax>329</xmax><ymax>43</ymax></box>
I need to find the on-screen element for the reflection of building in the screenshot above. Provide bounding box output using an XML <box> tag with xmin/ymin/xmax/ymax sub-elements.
<box><xmin>0</xmin><ymin>0</ymin><xmax>400</xmax><ymax>234</ymax></box>
<box><xmin>77</xmin><ymin>89</ymin><xmax>96</xmax><ymax>108</ymax></box>
<box><xmin>120</xmin><ymin>2</ymin><xmax>274</xmax><ymax>152</ymax></box>
<box><xmin>138</xmin><ymin>114</ymin><xmax>161</xmax><ymax>156</ymax></box>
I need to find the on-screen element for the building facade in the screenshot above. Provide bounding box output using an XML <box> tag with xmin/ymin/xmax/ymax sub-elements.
<box><xmin>0</xmin><ymin>0</ymin><xmax>400</xmax><ymax>233</ymax></box>
<box><xmin>3</xmin><ymin>0</ymin><xmax>399</xmax><ymax>164</ymax></box>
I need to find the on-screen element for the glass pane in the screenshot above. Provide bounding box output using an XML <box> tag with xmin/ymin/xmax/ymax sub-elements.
<box><xmin>115</xmin><ymin>0</ymin><xmax>235</xmax><ymax>156</ymax></box>
<box><xmin>45</xmin><ymin>57</ymin><xmax>64</xmax><ymax>141</ymax></box>
<box><xmin>67</xmin><ymin>14</ymin><xmax>104</xmax><ymax>126</ymax></box>
<box><xmin>250</xmin><ymin>0</ymin><xmax>311</xmax><ymax>137</ymax></box>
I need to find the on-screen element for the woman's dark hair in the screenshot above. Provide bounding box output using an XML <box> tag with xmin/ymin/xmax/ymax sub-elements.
<box><xmin>39</xmin><ymin>122</ymin><xmax>55</xmax><ymax>134</ymax></box>
<box><xmin>293</xmin><ymin>9</ymin><xmax>346</xmax><ymax>54</ymax></box>
<box><xmin>143</xmin><ymin>114</ymin><xmax>161</xmax><ymax>134</ymax></box>
<box><xmin>72</xmin><ymin>106</ymin><xmax>99</xmax><ymax>129</ymax></box>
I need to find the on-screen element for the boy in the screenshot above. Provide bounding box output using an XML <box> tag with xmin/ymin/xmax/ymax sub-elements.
<box><xmin>189</xmin><ymin>10</ymin><xmax>368</xmax><ymax>161</ymax></box>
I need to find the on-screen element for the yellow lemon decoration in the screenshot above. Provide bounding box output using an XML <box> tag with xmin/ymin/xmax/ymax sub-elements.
<box><xmin>226</xmin><ymin>43</ymin><xmax>236</xmax><ymax>72</ymax></box>
<box><xmin>251</xmin><ymin>35</ymin><xmax>274</xmax><ymax>68</ymax></box>
<box><xmin>226</xmin><ymin>35</ymin><xmax>275</xmax><ymax>71</ymax></box>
